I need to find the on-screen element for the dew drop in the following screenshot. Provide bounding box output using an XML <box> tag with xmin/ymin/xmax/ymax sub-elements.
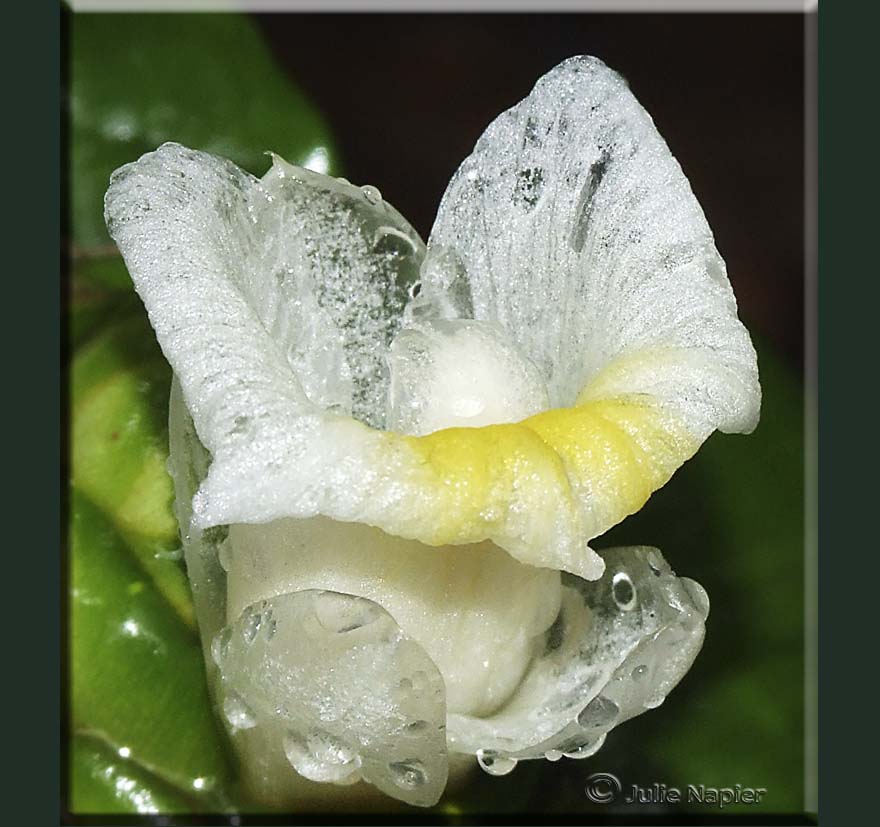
<box><xmin>217</xmin><ymin>538</ymin><xmax>233</xmax><ymax>573</ymax></box>
<box><xmin>577</xmin><ymin>695</ymin><xmax>620</xmax><ymax>729</ymax></box>
<box><xmin>681</xmin><ymin>577</ymin><xmax>711</xmax><ymax>617</ymax></box>
<box><xmin>308</xmin><ymin>731</ymin><xmax>360</xmax><ymax>769</ymax></box>
<box><xmin>241</xmin><ymin>610</ymin><xmax>262</xmax><ymax>644</ymax></box>
<box><xmin>476</xmin><ymin>749</ymin><xmax>517</xmax><ymax>777</ymax></box>
<box><xmin>374</xmin><ymin>225</ymin><xmax>417</xmax><ymax>259</ymax></box>
<box><xmin>612</xmin><ymin>572</ymin><xmax>637</xmax><ymax>611</ymax></box>
<box><xmin>283</xmin><ymin>730</ymin><xmax>361</xmax><ymax>783</ymax></box>
<box><xmin>545</xmin><ymin>749</ymin><xmax>563</xmax><ymax>762</ymax></box>
<box><xmin>223</xmin><ymin>690</ymin><xmax>257</xmax><ymax>730</ymax></box>
<box><xmin>563</xmin><ymin>734</ymin><xmax>606</xmax><ymax>760</ymax></box>
<box><xmin>389</xmin><ymin>759</ymin><xmax>426</xmax><ymax>789</ymax></box>
<box><xmin>210</xmin><ymin>627</ymin><xmax>231</xmax><ymax>667</ymax></box>
<box><xmin>644</xmin><ymin>694</ymin><xmax>666</xmax><ymax>709</ymax></box>
<box><xmin>361</xmin><ymin>184</ymin><xmax>382</xmax><ymax>205</ymax></box>
<box><xmin>632</xmin><ymin>664</ymin><xmax>649</xmax><ymax>681</ymax></box>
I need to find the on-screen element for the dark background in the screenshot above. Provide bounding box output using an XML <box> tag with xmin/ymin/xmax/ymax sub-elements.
<box><xmin>258</xmin><ymin>13</ymin><xmax>805</xmax><ymax>374</ymax></box>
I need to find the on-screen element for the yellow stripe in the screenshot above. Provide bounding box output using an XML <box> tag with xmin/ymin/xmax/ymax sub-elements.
<box><xmin>400</xmin><ymin>394</ymin><xmax>699</xmax><ymax>549</ymax></box>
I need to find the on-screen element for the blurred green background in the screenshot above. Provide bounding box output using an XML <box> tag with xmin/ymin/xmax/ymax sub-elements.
<box><xmin>65</xmin><ymin>11</ymin><xmax>810</xmax><ymax>819</ymax></box>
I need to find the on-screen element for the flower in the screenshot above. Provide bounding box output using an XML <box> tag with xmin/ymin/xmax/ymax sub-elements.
<box><xmin>104</xmin><ymin>56</ymin><xmax>760</xmax><ymax>808</ymax></box>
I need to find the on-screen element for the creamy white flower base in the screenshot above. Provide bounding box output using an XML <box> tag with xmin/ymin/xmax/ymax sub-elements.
<box><xmin>105</xmin><ymin>57</ymin><xmax>760</xmax><ymax>808</ymax></box>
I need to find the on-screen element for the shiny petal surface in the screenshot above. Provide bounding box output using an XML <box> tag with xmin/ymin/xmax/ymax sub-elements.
<box><xmin>446</xmin><ymin>547</ymin><xmax>709</xmax><ymax>762</ymax></box>
<box><xmin>213</xmin><ymin>590</ymin><xmax>448</xmax><ymax>808</ymax></box>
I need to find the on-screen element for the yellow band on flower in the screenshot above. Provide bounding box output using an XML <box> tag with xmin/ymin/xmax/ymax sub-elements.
<box><xmin>396</xmin><ymin>389</ymin><xmax>700</xmax><ymax>575</ymax></box>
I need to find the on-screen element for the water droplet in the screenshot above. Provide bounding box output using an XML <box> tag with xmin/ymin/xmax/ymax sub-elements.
<box><xmin>210</xmin><ymin>627</ymin><xmax>231</xmax><ymax>666</ymax></box>
<box><xmin>612</xmin><ymin>572</ymin><xmax>637</xmax><ymax>611</ymax></box>
<box><xmin>223</xmin><ymin>690</ymin><xmax>257</xmax><ymax>730</ymax></box>
<box><xmin>283</xmin><ymin>731</ymin><xmax>361</xmax><ymax>783</ymax></box>
<box><xmin>241</xmin><ymin>610</ymin><xmax>262</xmax><ymax>644</ymax></box>
<box><xmin>374</xmin><ymin>226</ymin><xmax>417</xmax><ymax>259</ymax></box>
<box><xmin>476</xmin><ymin>749</ymin><xmax>517</xmax><ymax>776</ymax></box>
<box><xmin>577</xmin><ymin>695</ymin><xmax>620</xmax><ymax>729</ymax></box>
<box><xmin>361</xmin><ymin>185</ymin><xmax>382</xmax><ymax>205</ymax></box>
<box><xmin>217</xmin><ymin>538</ymin><xmax>233</xmax><ymax>573</ymax></box>
<box><xmin>312</xmin><ymin>591</ymin><xmax>382</xmax><ymax>633</ymax></box>
<box><xmin>563</xmin><ymin>733</ymin><xmax>606</xmax><ymax>760</ymax></box>
<box><xmin>545</xmin><ymin>749</ymin><xmax>563</xmax><ymax>762</ymax></box>
<box><xmin>117</xmin><ymin>746</ymin><xmax>131</xmax><ymax>759</ymax></box>
<box><xmin>632</xmin><ymin>664</ymin><xmax>649</xmax><ymax>681</ymax></box>
<box><xmin>308</xmin><ymin>731</ymin><xmax>360</xmax><ymax>768</ymax></box>
<box><xmin>647</xmin><ymin>550</ymin><xmax>665</xmax><ymax>576</ymax></box>
<box><xmin>389</xmin><ymin>759</ymin><xmax>426</xmax><ymax>789</ymax></box>
<box><xmin>681</xmin><ymin>577</ymin><xmax>711</xmax><ymax>617</ymax></box>
<box><xmin>644</xmin><ymin>694</ymin><xmax>666</xmax><ymax>709</ymax></box>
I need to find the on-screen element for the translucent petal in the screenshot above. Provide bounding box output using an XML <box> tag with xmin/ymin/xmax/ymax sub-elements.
<box><xmin>108</xmin><ymin>56</ymin><xmax>761</xmax><ymax>580</ymax></box>
<box><xmin>446</xmin><ymin>547</ymin><xmax>709</xmax><ymax>761</ymax></box>
<box><xmin>426</xmin><ymin>56</ymin><xmax>759</xmax><ymax>434</ymax></box>
<box><xmin>212</xmin><ymin>590</ymin><xmax>448</xmax><ymax>807</ymax></box>
<box><xmin>105</xmin><ymin>142</ymin><xmax>424</xmax><ymax>432</ymax></box>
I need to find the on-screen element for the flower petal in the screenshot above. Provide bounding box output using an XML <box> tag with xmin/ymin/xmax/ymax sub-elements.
<box><xmin>212</xmin><ymin>590</ymin><xmax>448</xmax><ymax>807</ymax></box>
<box><xmin>445</xmin><ymin>546</ymin><xmax>709</xmax><ymax>761</ymax></box>
<box><xmin>108</xmin><ymin>61</ymin><xmax>759</xmax><ymax>580</ymax></box>
<box><xmin>419</xmin><ymin>55</ymin><xmax>760</xmax><ymax>541</ymax></box>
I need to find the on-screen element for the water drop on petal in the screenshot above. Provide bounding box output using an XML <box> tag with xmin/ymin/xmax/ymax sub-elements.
<box><xmin>223</xmin><ymin>690</ymin><xmax>257</xmax><ymax>730</ymax></box>
<box><xmin>361</xmin><ymin>185</ymin><xmax>382</xmax><ymax>205</ymax></box>
<box><xmin>389</xmin><ymin>759</ymin><xmax>426</xmax><ymax>789</ymax></box>
<box><xmin>476</xmin><ymin>749</ymin><xmax>517</xmax><ymax>776</ymax></box>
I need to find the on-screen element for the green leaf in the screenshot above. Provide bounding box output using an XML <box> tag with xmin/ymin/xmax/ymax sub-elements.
<box><xmin>70</xmin><ymin>491</ymin><xmax>232</xmax><ymax>805</ymax></box>
<box><xmin>70</xmin><ymin>13</ymin><xmax>338</xmax><ymax>251</ymax></box>
<box><xmin>69</xmin><ymin>734</ymin><xmax>199</xmax><ymax>815</ymax></box>
<box><xmin>70</xmin><ymin>312</ymin><xmax>194</xmax><ymax>625</ymax></box>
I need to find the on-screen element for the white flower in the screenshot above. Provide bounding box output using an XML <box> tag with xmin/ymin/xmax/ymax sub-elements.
<box><xmin>105</xmin><ymin>57</ymin><xmax>759</xmax><ymax>808</ymax></box>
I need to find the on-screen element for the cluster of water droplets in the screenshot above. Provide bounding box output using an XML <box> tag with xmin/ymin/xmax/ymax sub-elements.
<box><xmin>250</xmin><ymin>158</ymin><xmax>426</xmax><ymax>428</ymax></box>
<box><xmin>205</xmin><ymin>588</ymin><xmax>448</xmax><ymax>807</ymax></box>
<box><xmin>464</xmin><ymin>546</ymin><xmax>709</xmax><ymax>775</ymax></box>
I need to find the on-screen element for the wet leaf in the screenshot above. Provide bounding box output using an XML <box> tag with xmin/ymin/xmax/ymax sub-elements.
<box><xmin>71</xmin><ymin>313</ymin><xmax>192</xmax><ymax>624</ymax></box>
<box><xmin>69</xmin><ymin>733</ymin><xmax>199</xmax><ymax>815</ymax></box>
<box><xmin>70</xmin><ymin>491</ymin><xmax>232</xmax><ymax>801</ymax></box>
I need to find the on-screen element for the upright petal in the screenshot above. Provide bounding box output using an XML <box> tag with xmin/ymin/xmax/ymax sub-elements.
<box><xmin>416</xmin><ymin>57</ymin><xmax>760</xmax><ymax>547</ymax></box>
<box><xmin>427</xmin><ymin>56</ymin><xmax>759</xmax><ymax>433</ymax></box>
